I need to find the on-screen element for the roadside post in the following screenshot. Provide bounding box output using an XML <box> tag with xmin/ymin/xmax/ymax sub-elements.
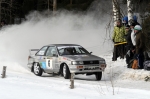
<box><xmin>1</xmin><ymin>66</ymin><xmax>7</xmax><ymax>78</ymax></box>
<box><xmin>70</xmin><ymin>73</ymin><xmax>74</xmax><ymax>89</ymax></box>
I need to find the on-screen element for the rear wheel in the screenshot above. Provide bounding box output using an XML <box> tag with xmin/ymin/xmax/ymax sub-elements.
<box><xmin>62</xmin><ymin>64</ymin><xmax>70</xmax><ymax>79</ymax></box>
<box><xmin>33</xmin><ymin>62</ymin><xmax>43</xmax><ymax>76</ymax></box>
<box><xmin>95</xmin><ymin>72</ymin><xmax>102</xmax><ymax>81</ymax></box>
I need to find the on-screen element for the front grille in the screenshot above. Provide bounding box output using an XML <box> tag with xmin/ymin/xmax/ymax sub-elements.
<box><xmin>83</xmin><ymin>60</ymin><xmax>99</xmax><ymax>65</ymax></box>
<box><xmin>84</xmin><ymin>67</ymin><xmax>99</xmax><ymax>70</ymax></box>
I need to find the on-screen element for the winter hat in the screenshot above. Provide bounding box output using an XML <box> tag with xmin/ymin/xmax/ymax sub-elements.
<box><xmin>130</xmin><ymin>22</ymin><xmax>136</xmax><ymax>26</ymax></box>
<box><xmin>134</xmin><ymin>25</ymin><xmax>142</xmax><ymax>30</ymax></box>
<box><xmin>125</xmin><ymin>25</ymin><xmax>130</xmax><ymax>29</ymax></box>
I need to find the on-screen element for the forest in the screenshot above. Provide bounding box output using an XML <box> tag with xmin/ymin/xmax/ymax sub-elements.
<box><xmin>0</xmin><ymin>0</ymin><xmax>93</xmax><ymax>24</ymax></box>
<box><xmin>0</xmin><ymin>0</ymin><xmax>150</xmax><ymax>26</ymax></box>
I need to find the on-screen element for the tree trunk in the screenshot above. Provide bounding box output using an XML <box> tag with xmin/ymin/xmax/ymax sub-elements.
<box><xmin>48</xmin><ymin>0</ymin><xmax>50</xmax><ymax>12</ymax></box>
<box><xmin>70</xmin><ymin>0</ymin><xmax>72</xmax><ymax>5</ymax></box>
<box><xmin>0</xmin><ymin>0</ymin><xmax>1</xmax><ymax>24</ymax></box>
<box><xmin>10</xmin><ymin>0</ymin><xmax>12</xmax><ymax>24</ymax></box>
<box><xmin>70</xmin><ymin>0</ymin><xmax>72</xmax><ymax>9</ymax></box>
<box><xmin>53</xmin><ymin>0</ymin><xmax>57</xmax><ymax>11</ymax></box>
<box><xmin>112</xmin><ymin>0</ymin><xmax>121</xmax><ymax>26</ymax></box>
<box><xmin>127</xmin><ymin>0</ymin><xmax>133</xmax><ymax>25</ymax></box>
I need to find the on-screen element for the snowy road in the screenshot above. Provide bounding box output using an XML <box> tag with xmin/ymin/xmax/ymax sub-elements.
<box><xmin>0</xmin><ymin>70</ymin><xmax>150</xmax><ymax>99</ymax></box>
<box><xmin>1</xmin><ymin>55</ymin><xmax>150</xmax><ymax>99</ymax></box>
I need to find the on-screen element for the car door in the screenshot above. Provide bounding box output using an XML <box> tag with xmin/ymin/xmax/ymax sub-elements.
<box><xmin>35</xmin><ymin>46</ymin><xmax>48</xmax><ymax>68</ymax></box>
<box><xmin>45</xmin><ymin>46</ymin><xmax>59</xmax><ymax>73</ymax></box>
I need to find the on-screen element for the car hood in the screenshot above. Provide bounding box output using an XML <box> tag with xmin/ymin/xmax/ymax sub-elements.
<box><xmin>62</xmin><ymin>54</ymin><xmax>104</xmax><ymax>61</ymax></box>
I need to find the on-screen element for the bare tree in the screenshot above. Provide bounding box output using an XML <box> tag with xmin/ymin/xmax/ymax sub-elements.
<box><xmin>0</xmin><ymin>0</ymin><xmax>2</xmax><ymax>23</ymax></box>
<box><xmin>53</xmin><ymin>0</ymin><xmax>57</xmax><ymax>11</ymax></box>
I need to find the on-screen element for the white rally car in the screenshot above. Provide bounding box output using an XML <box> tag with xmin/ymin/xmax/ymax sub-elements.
<box><xmin>27</xmin><ymin>44</ymin><xmax>106</xmax><ymax>80</ymax></box>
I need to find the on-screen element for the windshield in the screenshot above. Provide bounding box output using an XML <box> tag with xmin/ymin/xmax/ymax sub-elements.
<box><xmin>57</xmin><ymin>46</ymin><xmax>90</xmax><ymax>56</ymax></box>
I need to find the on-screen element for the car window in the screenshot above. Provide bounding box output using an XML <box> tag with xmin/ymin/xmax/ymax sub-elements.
<box><xmin>46</xmin><ymin>46</ymin><xmax>58</xmax><ymax>57</ymax></box>
<box><xmin>36</xmin><ymin>46</ymin><xmax>48</xmax><ymax>56</ymax></box>
<box><xmin>57</xmin><ymin>46</ymin><xmax>90</xmax><ymax>55</ymax></box>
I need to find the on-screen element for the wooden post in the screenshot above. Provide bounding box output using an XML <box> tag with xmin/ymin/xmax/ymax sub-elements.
<box><xmin>1</xmin><ymin>66</ymin><xmax>7</xmax><ymax>78</ymax></box>
<box><xmin>70</xmin><ymin>73</ymin><xmax>74</xmax><ymax>89</ymax></box>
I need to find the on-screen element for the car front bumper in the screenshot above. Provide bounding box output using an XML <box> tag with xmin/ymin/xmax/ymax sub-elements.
<box><xmin>69</xmin><ymin>64</ymin><xmax>106</xmax><ymax>73</ymax></box>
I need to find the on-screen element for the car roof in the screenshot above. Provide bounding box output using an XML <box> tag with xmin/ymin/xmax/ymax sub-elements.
<box><xmin>45</xmin><ymin>44</ymin><xmax>81</xmax><ymax>47</ymax></box>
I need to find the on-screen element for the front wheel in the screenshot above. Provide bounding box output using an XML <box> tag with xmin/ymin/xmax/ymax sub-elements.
<box><xmin>62</xmin><ymin>64</ymin><xmax>71</xmax><ymax>79</ymax></box>
<box><xmin>95</xmin><ymin>72</ymin><xmax>102</xmax><ymax>81</ymax></box>
<box><xmin>33</xmin><ymin>62</ymin><xmax>43</xmax><ymax>76</ymax></box>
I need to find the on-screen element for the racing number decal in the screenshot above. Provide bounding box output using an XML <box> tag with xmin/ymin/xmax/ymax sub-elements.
<box><xmin>48</xmin><ymin>60</ymin><xmax>50</xmax><ymax>67</ymax></box>
<box><xmin>46</xmin><ymin>59</ymin><xmax>53</xmax><ymax>69</ymax></box>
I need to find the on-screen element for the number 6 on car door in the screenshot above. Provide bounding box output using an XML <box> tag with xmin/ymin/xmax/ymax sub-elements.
<box><xmin>46</xmin><ymin>59</ymin><xmax>53</xmax><ymax>69</ymax></box>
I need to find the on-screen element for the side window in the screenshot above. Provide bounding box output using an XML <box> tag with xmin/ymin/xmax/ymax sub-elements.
<box><xmin>58</xmin><ymin>49</ymin><xmax>64</xmax><ymax>55</ymax></box>
<box><xmin>36</xmin><ymin>46</ymin><xmax>48</xmax><ymax>56</ymax></box>
<box><xmin>46</xmin><ymin>46</ymin><xmax>57</xmax><ymax>57</ymax></box>
<box><xmin>75</xmin><ymin>47</ymin><xmax>81</xmax><ymax>53</ymax></box>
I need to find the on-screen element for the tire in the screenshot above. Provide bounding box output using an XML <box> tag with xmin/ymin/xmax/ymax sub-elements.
<box><xmin>33</xmin><ymin>62</ymin><xmax>43</xmax><ymax>76</ymax></box>
<box><xmin>95</xmin><ymin>72</ymin><xmax>102</xmax><ymax>81</ymax></box>
<box><xmin>62</xmin><ymin>64</ymin><xmax>70</xmax><ymax>79</ymax></box>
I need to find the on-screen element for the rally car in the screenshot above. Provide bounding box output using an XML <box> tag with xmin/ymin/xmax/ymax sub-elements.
<box><xmin>27</xmin><ymin>44</ymin><xmax>106</xmax><ymax>80</ymax></box>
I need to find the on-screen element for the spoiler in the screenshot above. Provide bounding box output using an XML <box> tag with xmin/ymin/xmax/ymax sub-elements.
<box><xmin>30</xmin><ymin>49</ymin><xmax>39</xmax><ymax>51</ymax></box>
<box><xmin>29</xmin><ymin>49</ymin><xmax>39</xmax><ymax>55</ymax></box>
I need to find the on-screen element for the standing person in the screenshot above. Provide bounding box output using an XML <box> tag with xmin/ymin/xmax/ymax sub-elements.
<box><xmin>130</xmin><ymin>22</ymin><xmax>136</xmax><ymax>47</ymax></box>
<box><xmin>112</xmin><ymin>19</ymin><xmax>126</xmax><ymax>61</ymax></box>
<box><xmin>124</xmin><ymin>25</ymin><xmax>134</xmax><ymax>67</ymax></box>
<box><xmin>133</xmin><ymin>25</ymin><xmax>145</xmax><ymax>69</ymax></box>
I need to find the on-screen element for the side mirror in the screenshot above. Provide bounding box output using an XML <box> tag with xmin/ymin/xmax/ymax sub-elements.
<box><xmin>90</xmin><ymin>52</ymin><xmax>92</xmax><ymax>54</ymax></box>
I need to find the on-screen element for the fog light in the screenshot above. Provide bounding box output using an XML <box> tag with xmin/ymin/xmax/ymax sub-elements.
<box><xmin>77</xmin><ymin>66</ymin><xmax>83</xmax><ymax>69</ymax></box>
<box><xmin>101</xmin><ymin>64</ymin><xmax>106</xmax><ymax>68</ymax></box>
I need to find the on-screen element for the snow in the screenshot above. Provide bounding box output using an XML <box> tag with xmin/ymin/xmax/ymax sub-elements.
<box><xmin>0</xmin><ymin>1</ymin><xmax>149</xmax><ymax>99</ymax></box>
<box><xmin>1</xmin><ymin>55</ymin><xmax>150</xmax><ymax>99</ymax></box>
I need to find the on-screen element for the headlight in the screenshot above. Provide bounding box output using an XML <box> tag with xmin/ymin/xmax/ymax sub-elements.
<box><xmin>71</xmin><ymin>61</ymin><xmax>84</xmax><ymax>65</ymax></box>
<box><xmin>99</xmin><ymin>60</ymin><xmax>105</xmax><ymax>64</ymax></box>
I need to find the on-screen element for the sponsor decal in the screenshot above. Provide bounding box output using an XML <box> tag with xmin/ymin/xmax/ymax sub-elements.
<box><xmin>47</xmin><ymin>57</ymin><xmax>53</xmax><ymax>59</ymax></box>
<box><xmin>63</xmin><ymin>57</ymin><xmax>67</xmax><ymax>60</ymax></box>
<box><xmin>41</xmin><ymin>62</ymin><xmax>46</xmax><ymax>69</ymax></box>
<box><xmin>40</xmin><ymin>56</ymin><xmax>42</xmax><ymax>59</ymax></box>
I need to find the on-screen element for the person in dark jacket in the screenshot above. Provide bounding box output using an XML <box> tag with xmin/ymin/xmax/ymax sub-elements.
<box><xmin>134</xmin><ymin>25</ymin><xmax>145</xmax><ymax>69</ymax></box>
<box><xmin>124</xmin><ymin>25</ymin><xmax>134</xmax><ymax>67</ymax></box>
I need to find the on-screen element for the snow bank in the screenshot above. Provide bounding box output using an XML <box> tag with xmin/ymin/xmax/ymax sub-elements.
<box><xmin>102</xmin><ymin>54</ymin><xmax>150</xmax><ymax>81</ymax></box>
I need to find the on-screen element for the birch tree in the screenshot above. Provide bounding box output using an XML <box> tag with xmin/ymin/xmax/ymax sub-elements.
<box><xmin>127</xmin><ymin>0</ymin><xmax>133</xmax><ymax>25</ymax></box>
<box><xmin>112</xmin><ymin>0</ymin><xmax>121</xmax><ymax>26</ymax></box>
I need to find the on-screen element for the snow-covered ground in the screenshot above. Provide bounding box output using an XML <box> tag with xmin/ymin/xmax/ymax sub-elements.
<box><xmin>0</xmin><ymin>1</ymin><xmax>149</xmax><ymax>98</ymax></box>
<box><xmin>1</xmin><ymin>55</ymin><xmax>150</xmax><ymax>99</ymax></box>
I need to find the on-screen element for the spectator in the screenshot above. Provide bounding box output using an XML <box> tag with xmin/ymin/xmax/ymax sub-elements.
<box><xmin>130</xmin><ymin>22</ymin><xmax>136</xmax><ymax>47</ymax></box>
<box><xmin>124</xmin><ymin>25</ymin><xmax>134</xmax><ymax>67</ymax></box>
<box><xmin>133</xmin><ymin>25</ymin><xmax>145</xmax><ymax>69</ymax></box>
<box><xmin>112</xmin><ymin>19</ymin><xmax>127</xmax><ymax>61</ymax></box>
